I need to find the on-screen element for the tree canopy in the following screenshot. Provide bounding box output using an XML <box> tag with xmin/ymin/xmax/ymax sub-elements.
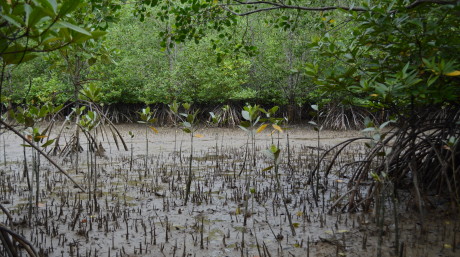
<box><xmin>1</xmin><ymin>0</ymin><xmax>459</xmax><ymax>119</ymax></box>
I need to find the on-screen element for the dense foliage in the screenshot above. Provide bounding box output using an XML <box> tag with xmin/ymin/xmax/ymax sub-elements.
<box><xmin>2</xmin><ymin>1</ymin><xmax>322</xmax><ymax>108</ymax></box>
<box><xmin>2</xmin><ymin>0</ymin><xmax>459</xmax><ymax>117</ymax></box>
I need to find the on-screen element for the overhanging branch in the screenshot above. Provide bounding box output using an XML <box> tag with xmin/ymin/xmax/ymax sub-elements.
<box><xmin>406</xmin><ymin>0</ymin><xmax>459</xmax><ymax>9</ymax></box>
<box><xmin>220</xmin><ymin>0</ymin><xmax>459</xmax><ymax>16</ymax></box>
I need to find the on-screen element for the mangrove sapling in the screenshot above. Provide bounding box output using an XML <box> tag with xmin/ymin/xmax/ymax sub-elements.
<box><xmin>129</xmin><ymin>131</ymin><xmax>135</xmax><ymax>175</ymax></box>
<box><xmin>0</xmin><ymin>120</ymin><xmax>84</xmax><ymax>192</ymax></box>
<box><xmin>79</xmin><ymin>110</ymin><xmax>101</xmax><ymax>211</ymax></box>
<box><xmin>237</xmin><ymin>104</ymin><xmax>269</xmax><ymax>227</ymax></box>
<box><xmin>238</xmin><ymin>104</ymin><xmax>266</xmax><ymax>174</ymax></box>
<box><xmin>168</xmin><ymin>101</ymin><xmax>180</xmax><ymax>154</ymax></box>
<box><xmin>21</xmin><ymin>139</ymin><xmax>32</xmax><ymax>192</ymax></box>
<box><xmin>54</xmin><ymin>84</ymin><xmax>127</xmax><ymax>165</ymax></box>
<box><xmin>209</xmin><ymin>112</ymin><xmax>222</xmax><ymax>172</ymax></box>
<box><xmin>283</xmin><ymin>117</ymin><xmax>296</xmax><ymax>176</ymax></box>
<box><xmin>260</xmin><ymin>106</ymin><xmax>284</xmax><ymax>146</ymax></box>
<box><xmin>307</xmin><ymin>104</ymin><xmax>322</xmax><ymax>205</ymax></box>
<box><xmin>72</xmin><ymin>106</ymin><xmax>85</xmax><ymax>174</ymax></box>
<box><xmin>370</xmin><ymin>171</ymin><xmax>391</xmax><ymax>257</ymax></box>
<box><xmin>263</xmin><ymin>144</ymin><xmax>296</xmax><ymax>236</ymax></box>
<box><xmin>138</xmin><ymin>107</ymin><xmax>158</xmax><ymax>178</ymax></box>
<box><xmin>8</xmin><ymin>104</ymin><xmax>61</xmax><ymax>208</ymax></box>
<box><xmin>179</xmin><ymin>106</ymin><xmax>202</xmax><ymax>205</ymax></box>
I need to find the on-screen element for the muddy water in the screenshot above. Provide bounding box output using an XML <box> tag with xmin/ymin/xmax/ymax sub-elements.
<box><xmin>0</xmin><ymin>125</ymin><xmax>458</xmax><ymax>257</ymax></box>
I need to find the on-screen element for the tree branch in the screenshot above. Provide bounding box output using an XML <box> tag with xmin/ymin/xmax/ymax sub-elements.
<box><xmin>220</xmin><ymin>5</ymin><xmax>281</xmax><ymax>16</ymax></box>
<box><xmin>406</xmin><ymin>0</ymin><xmax>459</xmax><ymax>9</ymax></box>
<box><xmin>0</xmin><ymin>120</ymin><xmax>85</xmax><ymax>192</ymax></box>
<box><xmin>219</xmin><ymin>0</ymin><xmax>459</xmax><ymax>16</ymax></box>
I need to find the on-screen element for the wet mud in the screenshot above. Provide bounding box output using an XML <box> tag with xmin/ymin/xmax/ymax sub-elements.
<box><xmin>0</xmin><ymin>125</ymin><xmax>458</xmax><ymax>256</ymax></box>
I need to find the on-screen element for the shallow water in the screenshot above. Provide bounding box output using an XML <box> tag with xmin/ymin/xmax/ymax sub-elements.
<box><xmin>0</xmin><ymin>125</ymin><xmax>458</xmax><ymax>256</ymax></box>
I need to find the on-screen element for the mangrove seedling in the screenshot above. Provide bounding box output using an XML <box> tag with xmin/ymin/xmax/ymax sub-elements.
<box><xmin>168</xmin><ymin>100</ymin><xmax>181</xmax><ymax>153</ymax></box>
<box><xmin>263</xmin><ymin>144</ymin><xmax>296</xmax><ymax>236</ymax></box>
<box><xmin>209</xmin><ymin>112</ymin><xmax>222</xmax><ymax>171</ymax></box>
<box><xmin>308</xmin><ymin>104</ymin><xmax>322</xmax><ymax>203</ymax></box>
<box><xmin>9</xmin><ymin>103</ymin><xmax>61</xmax><ymax>209</ymax></box>
<box><xmin>260</xmin><ymin>106</ymin><xmax>284</xmax><ymax>146</ymax></box>
<box><xmin>79</xmin><ymin>110</ymin><xmax>101</xmax><ymax>211</ymax></box>
<box><xmin>238</xmin><ymin>104</ymin><xmax>267</xmax><ymax>172</ymax></box>
<box><xmin>179</xmin><ymin>105</ymin><xmax>202</xmax><ymax>205</ymax></box>
<box><xmin>138</xmin><ymin>106</ymin><xmax>158</xmax><ymax>177</ymax></box>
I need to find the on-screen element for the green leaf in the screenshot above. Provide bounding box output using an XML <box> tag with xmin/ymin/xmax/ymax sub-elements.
<box><xmin>427</xmin><ymin>75</ymin><xmax>439</xmax><ymax>87</ymax></box>
<box><xmin>183</xmin><ymin>121</ymin><xmax>192</xmax><ymax>128</ymax></box>
<box><xmin>28</xmin><ymin>7</ymin><xmax>49</xmax><ymax>27</ymax></box>
<box><xmin>268</xmin><ymin>106</ymin><xmax>279</xmax><ymax>114</ymax></box>
<box><xmin>41</xmin><ymin>139</ymin><xmax>55</xmax><ymax>148</ymax></box>
<box><xmin>24</xmin><ymin>4</ymin><xmax>32</xmax><ymax>26</ymax></box>
<box><xmin>57</xmin><ymin>21</ymin><xmax>91</xmax><ymax>36</ymax></box>
<box><xmin>2</xmin><ymin>44</ymin><xmax>39</xmax><ymax>64</ymax></box>
<box><xmin>361</xmin><ymin>127</ymin><xmax>375</xmax><ymax>133</ymax></box>
<box><xmin>261</xmin><ymin>166</ymin><xmax>274</xmax><ymax>172</ymax></box>
<box><xmin>0</xmin><ymin>14</ymin><xmax>23</xmax><ymax>28</ymax></box>
<box><xmin>38</xmin><ymin>106</ymin><xmax>49</xmax><ymax>118</ymax></box>
<box><xmin>379</xmin><ymin>120</ymin><xmax>392</xmax><ymax>130</ymax></box>
<box><xmin>24</xmin><ymin>116</ymin><xmax>35</xmax><ymax>127</ymax></box>
<box><xmin>46</xmin><ymin>0</ymin><xmax>57</xmax><ymax>14</ymax></box>
<box><xmin>91</xmin><ymin>30</ymin><xmax>107</xmax><ymax>39</ymax></box>
<box><xmin>58</xmin><ymin>0</ymin><xmax>81</xmax><ymax>16</ymax></box>
<box><xmin>239</xmin><ymin>121</ymin><xmax>250</xmax><ymax>128</ymax></box>
<box><xmin>182</xmin><ymin>102</ymin><xmax>191</xmax><ymax>110</ymax></box>
<box><xmin>186</xmin><ymin>113</ymin><xmax>194</xmax><ymax>123</ymax></box>
<box><xmin>242</xmin><ymin>110</ymin><xmax>250</xmax><ymax>121</ymax></box>
<box><xmin>237</xmin><ymin>125</ymin><xmax>248</xmax><ymax>132</ymax></box>
<box><xmin>269</xmin><ymin>144</ymin><xmax>278</xmax><ymax>154</ymax></box>
<box><xmin>372</xmin><ymin>134</ymin><xmax>381</xmax><ymax>141</ymax></box>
